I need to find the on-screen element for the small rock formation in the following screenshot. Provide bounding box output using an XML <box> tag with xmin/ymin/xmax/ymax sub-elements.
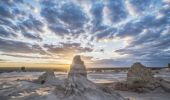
<box><xmin>127</xmin><ymin>62</ymin><xmax>161</xmax><ymax>92</ymax></box>
<box><xmin>115</xmin><ymin>62</ymin><xmax>160</xmax><ymax>92</ymax></box>
<box><xmin>127</xmin><ymin>63</ymin><xmax>162</xmax><ymax>92</ymax></box>
<box><xmin>35</xmin><ymin>71</ymin><xmax>57</xmax><ymax>84</ymax></box>
<box><xmin>127</xmin><ymin>62</ymin><xmax>153</xmax><ymax>84</ymax></box>
<box><xmin>55</xmin><ymin>55</ymin><xmax>126</xmax><ymax>100</ymax></box>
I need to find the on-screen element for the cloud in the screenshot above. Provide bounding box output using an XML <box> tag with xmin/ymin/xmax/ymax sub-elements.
<box><xmin>23</xmin><ymin>32</ymin><xmax>42</xmax><ymax>41</ymax></box>
<box><xmin>93</xmin><ymin>0</ymin><xmax>169</xmax><ymax>40</ymax></box>
<box><xmin>107</xmin><ymin>0</ymin><xmax>128</xmax><ymax>23</ymax></box>
<box><xmin>90</xmin><ymin>58</ymin><xmax>132</xmax><ymax>67</ymax></box>
<box><xmin>129</xmin><ymin>0</ymin><xmax>162</xmax><ymax>14</ymax></box>
<box><xmin>48</xmin><ymin>25</ymin><xmax>69</xmax><ymax>36</ymax></box>
<box><xmin>41</xmin><ymin>0</ymin><xmax>88</xmax><ymax>36</ymax></box>
<box><xmin>116</xmin><ymin>48</ymin><xmax>170</xmax><ymax>67</ymax></box>
<box><xmin>0</xmin><ymin>0</ymin><xmax>170</xmax><ymax>67</ymax></box>
<box><xmin>0</xmin><ymin>17</ymin><xmax>19</xmax><ymax>30</ymax></box>
<box><xmin>17</xmin><ymin>15</ymin><xmax>44</xmax><ymax>41</ymax></box>
<box><xmin>1</xmin><ymin>53</ymin><xmax>53</xmax><ymax>59</ymax></box>
<box><xmin>0</xmin><ymin>38</ymin><xmax>46</xmax><ymax>54</ymax></box>
<box><xmin>117</xmin><ymin>15</ymin><xmax>155</xmax><ymax>37</ymax></box>
<box><xmin>0</xmin><ymin>26</ymin><xmax>17</xmax><ymax>37</ymax></box>
<box><xmin>0</xmin><ymin>0</ymin><xmax>24</xmax><ymax>4</ymax></box>
<box><xmin>113</xmin><ymin>1</ymin><xmax>170</xmax><ymax>67</ymax></box>
<box><xmin>94</xmin><ymin>27</ymin><xmax>117</xmax><ymax>40</ymax></box>
<box><xmin>58</xmin><ymin>2</ymin><xmax>88</xmax><ymax>29</ymax></box>
<box><xmin>0</xmin><ymin>5</ymin><xmax>14</xmax><ymax>18</ymax></box>
<box><xmin>44</xmin><ymin>42</ymin><xmax>93</xmax><ymax>55</ymax></box>
<box><xmin>115</xmin><ymin>31</ymin><xmax>170</xmax><ymax>67</ymax></box>
<box><xmin>90</xmin><ymin>1</ymin><xmax>106</xmax><ymax>32</ymax></box>
<box><xmin>0</xmin><ymin>0</ymin><xmax>24</xmax><ymax>18</ymax></box>
<box><xmin>0</xmin><ymin>0</ymin><xmax>44</xmax><ymax>41</ymax></box>
<box><xmin>18</xmin><ymin>15</ymin><xmax>44</xmax><ymax>33</ymax></box>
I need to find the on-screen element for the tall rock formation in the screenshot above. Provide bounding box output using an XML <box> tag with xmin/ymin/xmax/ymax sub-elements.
<box><xmin>55</xmin><ymin>55</ymin><xmax>126</xmax><ymax>100</ymax></box>
<box><xmin>68</xmin><ymin>55</ymin><xmax>87</xmax><ymax>78</ymax></box>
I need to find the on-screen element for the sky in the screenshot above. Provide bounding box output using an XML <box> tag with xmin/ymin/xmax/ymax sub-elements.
<box><xmin>0</xmin><ymin>0</ymin><xmax>170</xmax><ymax>68</ymax></box>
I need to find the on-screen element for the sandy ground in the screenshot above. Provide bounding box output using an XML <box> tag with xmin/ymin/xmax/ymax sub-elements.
<box><xmin>117</xmin><ymin>90</ymin><xmax>170</xmax><ymax>100</ymax></box>
<box><xmin>0</xmin><ymin>71</ymin><xmax>170</xmax><ymax>100</ymax></box>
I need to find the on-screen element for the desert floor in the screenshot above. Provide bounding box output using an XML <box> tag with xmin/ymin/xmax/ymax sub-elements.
<box><xmin>0</xmin><ymin>71</ymin><xmax>170</xmax><ymax>100</ymax></box>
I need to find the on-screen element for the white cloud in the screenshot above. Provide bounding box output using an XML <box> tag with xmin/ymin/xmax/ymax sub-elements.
<box><xmin>103</xmin><ymin>6</ymin><xmax>112</xmax><ymax>25</ymax></box>
<box><xmin>125</xmin><ymin>0</ymin><xmax>138</xmax><ymax>17</ymax></box>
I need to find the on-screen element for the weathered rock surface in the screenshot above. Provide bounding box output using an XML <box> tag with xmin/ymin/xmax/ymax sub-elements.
<box><xmin>68</xmin><ymin>55</ymin><xmax>87</xmax><ymax>78</ymax></box>
<box><xmin>160</xmin><ymin>79</ymin><xmax>170</xmax><ymax>92</ymax></box>
<box><xmin>127</xmin><ymin>62</ymin><xmax>153</xmax><ymax>84</ymax></box>
<box><xmin>35</xmin><ymin>71</ymin><xmax>64</xmax><ymax>85</ymax></box>
<box><xmin>115</xmin><ymin>62</ymin><xmax>160</xmax><ymax>92</ymax></box>
<box><xmin>55</xmin><ymin>55</ymin><xmax>126</xmax><ymax>100</ymax></box>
